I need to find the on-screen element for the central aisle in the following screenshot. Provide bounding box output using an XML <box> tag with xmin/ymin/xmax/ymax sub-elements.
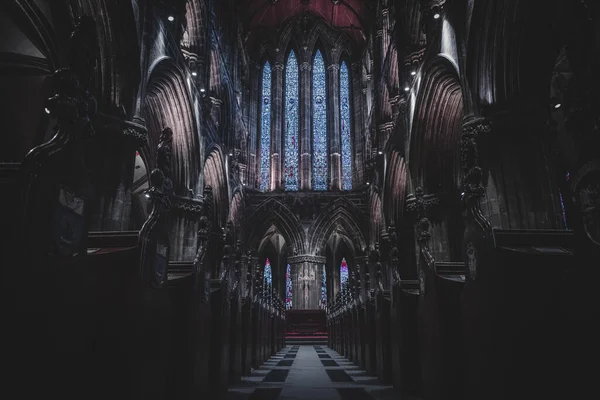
<box><xmin>228</xmin><ymin>345</ymin><xmax>405</xmax><ymax>400</ymax></box>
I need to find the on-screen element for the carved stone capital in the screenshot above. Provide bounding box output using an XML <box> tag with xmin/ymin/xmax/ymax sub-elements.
<box><xmin>327</xmin><ymin>64</ymin><xmax>340</xmax><ymax>72</ymax></box>
<box><xmin>300</xmin><ymin>62</ymin><xmax>311</xmax><ymax>71</ymax></box>
<box><xmin>170</xmin><ymin>195</ymin><xmax>205</xmax><ymax>215</ymax></box>
<box><xmin>461</xmin><ymin>117</ymin><xmax>491</xmax><ymax>204</ymax></box>
<box><xmin>403</xmin><ymin>47</ymin><xmax>426</xmax><ymax>69</ymax></box>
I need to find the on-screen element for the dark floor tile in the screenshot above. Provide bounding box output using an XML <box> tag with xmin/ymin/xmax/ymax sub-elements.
<box><xmin>336</xmin><ymin>388</ymin><xmax>375</xmax><ymax>400</ymax></box>
<box><xmin>321</xmin><ymin>360</ymin><xmax>339</xmax><ymax>367</ymax></box>
<box><xmin>318</xmin><ymin>354</ymin><xmax>331</xmax><ymax>358</ymax></box>
<box><xmin>325</xmin><ymin>369</ymin><xmax>353</xmax><ymax>382</ymax></box>
<box><xmin>262</xmin><ymin>369</ymin><xmax>290</xmax><ymax>383</ymax></box>
<box><xmin>284</xmin><ymin>354</ymin><xmax>296</xmax><ymax>359</ymax></box>
<box><xmin>249</xmin><ymin>388</ymin><xmax>283</xmax><ymax>400</ymax></box>
<box><xmin>277</xmin><ymin>359</ymin><xmax>294</xmax><ymax>367</ymax></box>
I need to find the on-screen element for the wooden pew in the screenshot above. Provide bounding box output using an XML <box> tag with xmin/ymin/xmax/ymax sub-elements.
<box><xmin>434</xmin><ymin>262</ymin><xmax>466</xmax><ymax>399</ymax></box>
<box><xmin>228</xmin><ymin>247</ymin><xmax>243</xmax><ymax>385</ymax></box>
<box><xmin>375</xmin><ymin>286</ymin><xmax>393</xmax><ymax>384</ymax></box>
<box><xmin>209</xmin><ymin>269</ymin><xmax>231</xmax><ymax>397</ymax></box>
<box><xmin>390</xmin><ymin>278</ymin><xmax>422</xmax><ymax>397</ymax></box>
<box><xmin>363</xmin><ymin>281</ymin><xmax>378</xmax><ymax>375</ymax></box>
<box><xmin>166</xmin><ymin>262</ymin><xmax>195</xmax><ymax>399</ymax></box>
<box><xmin>417</xmin><ymin>258</ymin><xmax>466</xmax><ymax>400</ymax></box>
<box><xmin>461</xmin><ymin>229</ymin><xmax>575</xmax><ymax>400</ymax></box>
<box><xmin>241</xmin><ymin>256</ymin><xmax>254</xmax><ymax>376</ymax></box>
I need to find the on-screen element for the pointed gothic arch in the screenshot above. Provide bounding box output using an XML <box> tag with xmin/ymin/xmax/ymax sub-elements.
<box><xmin>143</xmin><ymin>58</ymin><xmax>201</xmax><ymax>195</ymax></box>
<box><xmin>308</xmin><ymin>198</ymin><xmax>367</xmax><ymax>255</ymax></box>
<box><xmin>246</xmin><ymin>198</ymin><xmax>306</xmax><ymax>254</ymax></box>
<box><xmin>204</xmin><ymin>146</ymin><xmax>229</xmax><ymax>229</ymax></box>
<box><xmin>409</xmin><ymin>57</ymin><xmax>463</xmax><ymax>194</ymax></box>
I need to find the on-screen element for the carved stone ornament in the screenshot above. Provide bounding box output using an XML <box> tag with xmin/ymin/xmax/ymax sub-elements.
<box><xmin>465</xmin><ymin>241</ymin><xmax>477</xmax><ymax>280</ymax></box>
<box><xmin>288</xmin><ymin>254</ymin><xmax>326</xmax><ymax>265</ymax></box>
<box><xmin>52</xmin><ymin>185</ymin><xmax>86</xmax><ymax>256</ymax></box>
<box><xmin>418</xmin><ymin>267</ymin><xmax>426</xmax><ymax>296</ymax></box>
<box><xmin>574</xmin><ymin>168</ymin><xmax>600</xmax><ymax>246</ymax></box>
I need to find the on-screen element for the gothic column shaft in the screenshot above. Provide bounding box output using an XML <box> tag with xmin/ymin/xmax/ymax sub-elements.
<box><xmin>271</xmin><ymin>63</ymin><xmax>284</xmax><ymax>190</ymax></box>
<box><xmin>352</xmin><ymin>62</ymin><xmax>365</xmax><ymax>185</ymax></box>
<box><xmin>300</xmin><ymin>62</ymin><xmax>312</xmax><ymax>190</ymax></box>
<box><xmin>380</xmin><ymin>8</ymin><xmax>390</xmax><ymax>74</ymax></box>
<box><xmin>327</xmin><ymin>63</ymin><xmax>341</xmax><ymax>190</ymax></box>
<box><xmin>248</xmin><ymin>64</ymin><xmax>260</xmax><ymax>188</ymax></box>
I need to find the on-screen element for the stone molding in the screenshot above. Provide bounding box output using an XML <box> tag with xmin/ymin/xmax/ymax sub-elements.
<box><xmin>288</xmin><ymin>254</ymin><xmax>326</xmax><ymax>265</ymax></box>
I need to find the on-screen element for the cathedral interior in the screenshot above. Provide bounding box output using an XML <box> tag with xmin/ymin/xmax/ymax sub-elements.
<box><xmin>1</xmin><ymin>0</ymin><xmax>599</xmax><ymax>399</ymax></box>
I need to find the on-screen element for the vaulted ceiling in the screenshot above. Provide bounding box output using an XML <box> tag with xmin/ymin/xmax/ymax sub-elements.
<box><xmin>238</xmin><ymin>0</ymin><xmax>369</xmax><ymax>47</ymax></box>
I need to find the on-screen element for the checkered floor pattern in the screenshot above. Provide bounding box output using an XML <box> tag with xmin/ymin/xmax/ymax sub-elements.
<box><xmin>227</xmin><ymin>345</ymin><xmax>408</xmax><ymax>400</ymax></box>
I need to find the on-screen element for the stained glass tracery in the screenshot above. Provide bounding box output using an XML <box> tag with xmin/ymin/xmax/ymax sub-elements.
<box><xmin>312</xmin><ymin>50</ymin><xmax>328</xmax><ymax>190</ymax></box>
<box><xmin>340</xmin><ymin>62</ymin><xmax>353</xmax><ymax>190</ymax></box>
<box><xmin>259</xmin><ymin>62</ymin><xmax>272</xmax><ymax>191</ymax></box>
<box><xmin>286</xmin><ymin>264</ymin><xmax>292</xmax><ymax>309</ymax></box>
<box><xmin>284</xmin><ymin>51</ymin><xmax>299</xmax><ymax>191</ymax></box>
<box><xmin>340</xmin><ymin>258</ymin><xmax>349</xmax><ymax>288</ymax></box>
<box><xmin>263</xmin><ymin>258</ymin><xmax>272</xmax><ymax>287</ymax></box>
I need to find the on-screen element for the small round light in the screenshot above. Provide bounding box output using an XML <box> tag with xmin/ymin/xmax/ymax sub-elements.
<box><xmin>366</xmin><ymin>182</ymin><xmax>370</xmax><ymax>185</ymax></box>
<box><xmin>404</xmin><ymin>86</ymin><xmax>410</xmax><ymax>92</ymax></box>
<box><xmin>433</xmin><ymin>13</ymin><xmax>441</xmax><ymax>20</ymax></box>
<box><xmin>168</xmin><ymin>16</ymin><xmax>175</xmax><ymax>22</ymax></box>
<box><xmin>554</xmin><ymin>103</ymin><xmax>561</xmax><ymax>109</ymax></box>
<box><xmin>378</xmin><ymin>151</ymin><xmax>383</xmax><ymax>155</ymax></box>
<box><xmin>228</xmin><ymin>152</ymin><xmax>233</xmax><ymax>157</ymax></box>
<box><xmin>200</xmin><ymin>88</ymin><xmax>206</xmax><ymax>93</ymax></box>
<box><xmin>191</xmin><ymin>71</ymin><xmax>197</xmax><ymax>77</ymax></box>
<box><xmin>145</xmin><ymin>193</ymin><xmax>151</xmax><ymax>199</ymax></box>
<box><xmin>44</xmin><ymin>108</ymin><xmax>50</xmax><ymax>114</ymax></box>
<box><xmin>411</xmin><ymin>70</ymin><xmax>417</xmax><ymax>76</ymax></box>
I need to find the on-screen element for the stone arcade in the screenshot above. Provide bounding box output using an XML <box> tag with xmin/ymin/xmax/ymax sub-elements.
<box><xmin>1</xmin><ymin>1</ymin><xmax>599</xmax><ymax>399</ymax></box>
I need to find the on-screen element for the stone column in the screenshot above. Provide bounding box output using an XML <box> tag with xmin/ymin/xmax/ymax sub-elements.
<box><xmin>377</xmin><ymin>122</ymin><xmax>394</xmax><ymax>154</ymax></box>
<box><xmin>352</xmin><ymin>62</ymin><xmax>365</xmax><ymax>185</ymax></box>
<box><xmin>209</xmin><ymin>97</ymin><xmax>222</xmax><ymax>129</ymax></box>
<box><xmin>90</xmin><ymin>116</ymin><xmax>147</xmax><ymax>231</ymax></box>
<box><xmin>300</xmin><ymin>61</ymin><xmax>312</xmax><ymax>190</ymax></box>
<box><xmin>248</xmin><ymin>64</ymin><xmax>260</xmax><ymax>189</ymax></box>
<box><xmin>271</xmin><ymin>63</ymin><xmax>284</xmax><ymax>190</ymax></box>
<box><xmin>380</xmin><ymin>6</ymin><xmax>390</xmax><ymax>74</ymax></box>
<box><xmin>327</xmin><ymin>63</ymin><xmax>341</xmax><ymax>190</ymax></box>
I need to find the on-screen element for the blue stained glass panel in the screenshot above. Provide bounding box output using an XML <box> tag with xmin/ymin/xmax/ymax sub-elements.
<box><xmin>320</xmin><ymin>264</ymin><xmax>327</xmax><ymax>309</ymax></box>
<box><xmin>312</xmin><ymin>50</ymin><xmax>328</xmax><ymax>190</ymax></box>
<box><xmin>340</xmin><ymin>62</ymin><xmax>353</xmax><ymax>190</ymax></box>
<box><xmin>284</xmin><ymin>51</ymin><xmax>299</xmax><ymax>191</ymax></box>
<box><xmin>340</xmin><ymin>258</ymin><xmax>349</xmax><ymax>288</ymax></box>
<box><xmin>286</xmin><ymin>264</ymin><xmax>292</xmax><ymax>309</ymax></box>
<box><xmin>264</xmin><ymin>258</ymin><xmax>272</xmax><ymax>287</ymax></box>
<box><xmin>259</xmin><ymin>62</ymin><xmax>272</xmax><ymax>191</ymax></box>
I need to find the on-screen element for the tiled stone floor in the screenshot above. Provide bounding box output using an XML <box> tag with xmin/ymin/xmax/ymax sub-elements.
<box><xmin>227</xmin><ymin>345</ymin><xmax>407</xmax><ymax>400</ymax></box>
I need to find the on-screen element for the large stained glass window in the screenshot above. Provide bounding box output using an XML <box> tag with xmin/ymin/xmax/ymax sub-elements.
<box><xmin>286</xmin><ymin>264</ymin><xmax>292</xmax><ymax>309</ymax></box>
<box><xmin>263</xmin><ymin>258</ymin><xmax>272</xmax><ymax>287</ymax></box>
<box><xmin>312</xmin><ymin>50</ymin><xmax>328</xmax><ymax>190</ymax></box>
<box><xmin>320</xmin><ymin>264</ymin><xmax>327</xmax><ymax>309</ymax></box>
<box><xmin>340</xmin><ymin>62</ymin><xmax>353</xmax><ymax>190</ymax></box>
<box><xmin>284</xmin><ymin>51</ymin><xmax>299</xmax><ymax>191</ymax></box>
<box><xmin>259</xmin><ymin>62</ymin><xmax>272</xmax><ymax>191</ymax></box>
<box><xmin>340</xmin><ymin>258</ymin><xmax>349</xmax><ymax>288</ymax></box>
